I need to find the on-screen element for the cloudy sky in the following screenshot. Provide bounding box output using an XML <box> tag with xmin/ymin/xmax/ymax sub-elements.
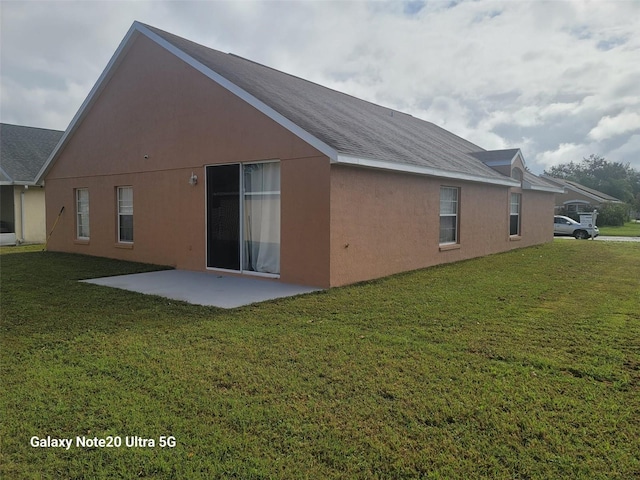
<box><xmin>1</xmin><ymin>0</ymin><xmax>639</xmax><ymax>174</ymax></box>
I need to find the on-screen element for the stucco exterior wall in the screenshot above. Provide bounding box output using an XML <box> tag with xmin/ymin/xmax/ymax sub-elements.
<box><xmin>554</xmin><ymin>189</ymin><xmax>599</xmax><ymax>209</ymax></box>
<box><xmin>13</xmin><ymin>186</ymin><xmax>46</xmax><ymax>243</ymax></box>
<box><xmin>329</xmin><ymin>166</ymin><xmax>554</xmax><ymax>287</ymax></box>
<box><xmin>521</xmin><ymin>189</ymin><xmax>556</xmax><ymax>244</ymax></box>
<box><xmin>43</xmin><ymin>31</ymin><xmax>556</xmax><ymax>290</ymax></box>
<box><xmin>45</xmin><ymin>33</ymin><xmax>331</xmax><ymax>287</ymax></box>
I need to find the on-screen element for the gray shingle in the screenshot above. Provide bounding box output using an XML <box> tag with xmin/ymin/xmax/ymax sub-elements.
<box><xmin>144</xmin><ymin>24</ymin><xmax>510</xmax><ymax>181</ymax></box>
<box><xmin>1</xmin><ymin>123</ymin><xmax>63</xmax><ymax>184</ymax></box>
<box><xmin>543</xmin><ymin>176</ymin><xmax>622</xmax><ymax>202</ymax></box>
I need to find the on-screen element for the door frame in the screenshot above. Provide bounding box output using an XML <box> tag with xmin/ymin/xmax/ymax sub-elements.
<box><xmin>204</xmin><ymin>160</ymin><xmax>280</xmax><ymax>278</ymax></box>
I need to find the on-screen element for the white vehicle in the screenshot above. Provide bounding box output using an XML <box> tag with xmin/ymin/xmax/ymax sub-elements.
<box><xmin>553</xmin><ymin>215</ymin><xmax>599</xmax><ymax>239</ymax></box>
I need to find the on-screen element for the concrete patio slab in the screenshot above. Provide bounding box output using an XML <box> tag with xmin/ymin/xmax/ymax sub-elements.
<box><xmin>81</xmin><ymin>270</ymin><xmax>322</xmax><ymax>308</ymax></box>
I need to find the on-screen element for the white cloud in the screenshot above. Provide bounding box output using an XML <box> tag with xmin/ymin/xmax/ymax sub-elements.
<box><xmin>536</xmin><ymin>143</ymin><xmax>595</xmax><ymax>170</ymax></box>
<box><xmin>1</xmin><ymin>0</ymin><xmax>639</xmax><ymax>174</ymax></box>
<box><xmin>608</xmin><ymin>134</ymin><xmax>640</xmax><ymax>162</ymax></box>
<box><xmin>588</xmin><ymin>111</ymin><xmax>640</xmax><ymax>141</ymax></box>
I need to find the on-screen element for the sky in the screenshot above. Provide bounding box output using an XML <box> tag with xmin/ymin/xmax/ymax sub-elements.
<box><xmin>1</xmin><ymin>0</ymin><xmax>639</xmax><ymax>174</ymax></box>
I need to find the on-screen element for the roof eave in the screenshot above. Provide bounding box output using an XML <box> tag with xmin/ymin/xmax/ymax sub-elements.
<box><xmin>334</xmin><ymin>154</ymin><xmax>521</xmax><ymax>187</ymax></box>
<box><xmin>35</xmin><ymin>21</ymin><xmax>339</xmax><ymax>184</ymax></box>
<box><xmin>137</xmin><ymin>23</ymin><xmax>338</xmax><ymax>161</ymax></box>
<box><xmin>523</xmin><ymin>184</ymin><xmax>565</xmax><ymax>194</ymax></box>
<box><xmin>481</xmin><ymin>149</ymin><xmax>522</xmax><ymax>168</ymax></box>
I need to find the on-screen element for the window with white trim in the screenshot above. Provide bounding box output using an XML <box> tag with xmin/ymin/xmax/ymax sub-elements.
<box><xmin>117</xmin><ymin>186</ymin><xmax>133</xmax><ymax>243</ymax></box>
<box><xmin>510</xmin><ymin>193</ymin><xmax>521</xmax><ymax>236</ymax></box>
<box><xmin>440</xmin><ymin>186</ymin><xmax>459</xmax><ymax>244</ymax></box>
<box><xmin>75</xmin><ymin>188</ymin><xmax>89</xmax><ymax>239</ymax></box>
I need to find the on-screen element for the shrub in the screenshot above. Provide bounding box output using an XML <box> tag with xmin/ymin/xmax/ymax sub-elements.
<box><xmin>596</xmin><ymin>202</ymin><xmax>630</xmax><ymax>226</ymax></box>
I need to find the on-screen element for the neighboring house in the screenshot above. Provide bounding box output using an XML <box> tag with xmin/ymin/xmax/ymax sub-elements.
<box><xmin>36</xmin><ymin>22</ymin><xmax>561</xmax><ymax>288</ymax></box>
<box><xmin>1</xmin><ymin>123</ymin><xmax>63</xmax><ymax>245</ymax></box>
<box><xmin>541</xmin><ymin>176</ymin><xmax>623</xmax><ymax>214</ymax></box>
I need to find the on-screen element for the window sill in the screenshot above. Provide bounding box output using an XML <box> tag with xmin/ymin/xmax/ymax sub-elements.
<box><xmin>509</xmin><ymin>236</ymin><xmax>522</xmax><ymax>241</ymax></box>
<box><xmin>115</xmin><ymin>243</ymin><xmax>134</xmax><ymax>249</ymax></box>
<box><xmin>74</xmin><ymin>239</ymin><xmax>90</xmax><ymax>245</ymax></box>
<box><xmin>439</xmin><ymin>243</ymin><xmax>461</xmax><ymax>252</ymax></box>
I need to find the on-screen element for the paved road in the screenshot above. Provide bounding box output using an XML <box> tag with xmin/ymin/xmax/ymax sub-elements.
<box><xmin>555</xmin><ymin>236</ymin><xmax>640</xmax><ymax>242</ymax></box>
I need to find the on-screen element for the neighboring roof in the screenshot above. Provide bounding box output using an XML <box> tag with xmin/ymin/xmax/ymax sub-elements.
<box><xmin>542</xmin><ymin>176</ymin><xmax>622</xmax><ymax>203</ymax></box>
<box><xmin>38</xmin><ymin>21</ymin><xmax>551</xmax><ymax>189</ymax></box>
<box><xmin>522</xmin><ymin>171</ymin><xmax>564</xmax><ymax>193</ymax></box>
<box><xmin>1</xmin><ymin>123</ymin><xmax>63</xmax><ymax>185</ymax></box>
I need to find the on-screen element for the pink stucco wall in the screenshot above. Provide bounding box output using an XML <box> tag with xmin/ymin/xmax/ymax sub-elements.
<box><xmin>45</xmin><ymin>31</ymin><xmax>555</xmax><ymax>290</ymax></box>
<box><xmin>329</xmin><ymin>165</ymin><xmax>554</xmax><ymax>287</ymax></box>
<box><xmin>45</xmin><ymin>33</ymin><xmax>332</xmax><ymax>287</ymax></box>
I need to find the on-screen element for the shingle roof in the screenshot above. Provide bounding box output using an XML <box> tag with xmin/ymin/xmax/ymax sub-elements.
<box><xmin>37</xmin><ymin>21</ymin><xmax>555</xmax><ymax>190</ymax></box>
<box><xmin>467</xmin><ymin>149</ymin><xmax>562</xmax><ymax>192</ymax></box>
<box><xmin>469</xmin><ymin>149</ymin><xmax>520</xmax><ymax>165</ymax></box>
<box><xmin>542</xmin><ymin>176</ymin><xmax>622</xmax><ymax>202</ymax></box>
<box><xmin>1</xmin><ymin>123</ymin><xmax>63</xmax><ymax>184</ymax></box>
<box><xmin>143</xmin><ymin>24</ymin><xmax>515</xmax><ymax>184</ymax></box>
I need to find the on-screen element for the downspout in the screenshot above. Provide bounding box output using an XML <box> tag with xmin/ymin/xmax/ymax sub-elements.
<box><xmin>20</xmin><ymin>188</ymin><xmax>26</xmax><ymax>244</ymax></box>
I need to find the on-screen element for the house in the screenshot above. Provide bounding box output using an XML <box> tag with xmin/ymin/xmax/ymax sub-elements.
<box><xmin>1</xmin><ymin>123</ymin><xmax>63</xmax><ymax>245</ymax></box>
<box><xmin>36</xmin><ymin>22</ymin><xmax>562</xmax><ymax>288</ymax></box>
<box><xmin>541</xmin><ymin>176</ymin><xmax>623</xmax><ymax>215</ymax></box>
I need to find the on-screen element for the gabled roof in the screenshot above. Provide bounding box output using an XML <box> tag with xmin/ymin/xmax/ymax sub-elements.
<box><xmin>1</xmin><ymin>123</ymin><xmax>63</xmax><ymax>185</ymax></box>
<box><xmin>469</xmin><ymin>148</ymin><xmax>522</xmax><ymax>167</ymax></box>
<box><xmin>38</xmin><ymin>21</ymin><xmax>540</xmax><ymax>188</ymax></box>
<box><xmin>469</xmin><ymin>148</ymin><xmax>563</xmax><ymax>193</ymax></box>
<box><xmin>542</xmin><ymin>176</ymin><xmax>623</xmax><ymax>203</ymax></box>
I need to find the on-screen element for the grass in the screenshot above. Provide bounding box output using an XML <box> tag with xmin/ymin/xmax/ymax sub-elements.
<box><xmin>1</xmin><ymin>243</ymin><xmax>639</xmax><ymax>479</ymax></box>
<box><xmin>598</xmin><ymin>221</ymin><xmax>640</xmax><ymax>237</ymax></box>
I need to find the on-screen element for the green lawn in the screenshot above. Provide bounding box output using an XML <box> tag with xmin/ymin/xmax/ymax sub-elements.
<box><xmin>598</xmin><ymin>221</ymin><xmax>640</xmax><ymax>237</ymax></box>
<box><xmin>1</xmin><ymin>243</ymin><xmax>639</xmax><ymax>479</ymax></box>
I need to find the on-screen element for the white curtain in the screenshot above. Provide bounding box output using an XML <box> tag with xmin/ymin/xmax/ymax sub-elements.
<box><xmin>243</xmin><ymin>163</ymin><xmax>280</xmax><ymax>274</ymax></box>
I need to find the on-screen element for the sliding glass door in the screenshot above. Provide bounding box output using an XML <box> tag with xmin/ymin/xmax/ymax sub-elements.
<box><xmin>206</xmin><ymin>162</ymin><xmax>280</xmax><ymax>275</ymax></box>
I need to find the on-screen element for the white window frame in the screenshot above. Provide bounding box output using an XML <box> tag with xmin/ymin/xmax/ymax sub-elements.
<box><xmin>75</xmin><ymin>188</ymin><xmax>90</xmax><ymax>240</ymax></box>
<box><xmin>439</xmin><ymin>186</ymin><xmax>459</xmax><ymax>245</ymax></box>
<box><xmin>510</xmin><ymin>193</ymin><xmax>521</xmax><ymax>236</ymax></box>
<box><xmin>117</xmin><ymin>186</ymin><xmax>133</xmax><ymax>244</ymax></box>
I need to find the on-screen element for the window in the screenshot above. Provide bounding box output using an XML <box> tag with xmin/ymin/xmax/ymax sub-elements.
<box><xmin>76</xmin><ymin>188</ymin><xmax>89</xmax><ymax>239</ymax></box>
<box><xmin>567</xmin><ymin>202</ymin><xmax>590</xmax><ymax>213</ymax></box>
<box><xmin>117</xmin><ymin>186</ymin><xmax>133</xmax><ymax>243</ymax></box>
<box><xmin>510</xmin><ymin>193</ymin><xmax>521</xmax><ymax>236</ymax></box>
<box><xmin>512</xmin><ymin>167</ymin><xmax>523</xmax><ymax>184</ymax></box>
<box><xmin>440</xmin><ymin>187</ymin><xmax>459</xmax><ymax>244</ymax></box>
